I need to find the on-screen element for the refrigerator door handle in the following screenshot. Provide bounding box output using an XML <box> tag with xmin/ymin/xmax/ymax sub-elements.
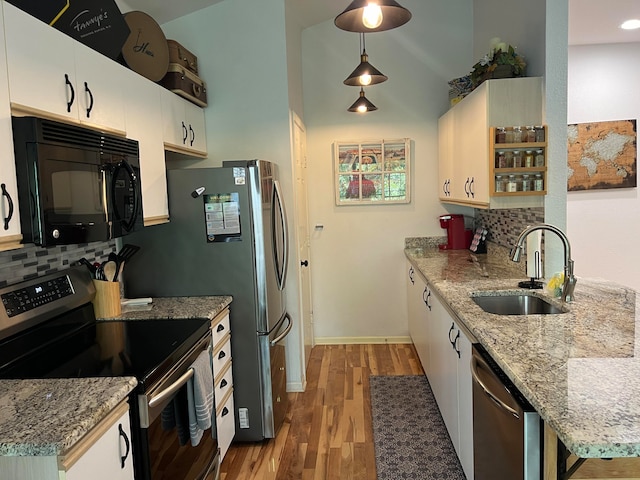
<box><xmin>272</xmin><ymin>179</ymin><xmax>289</xmax><ymax>291</ymax></box>
<box><xmin>270</xmin><ymin>312</ymin><xmax>292</xmax><ymax>346</ymax></box>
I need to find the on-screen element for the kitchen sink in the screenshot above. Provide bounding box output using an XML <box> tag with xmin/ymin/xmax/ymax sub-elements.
<box><xmin>471</xmin><ymin>292</ymin><xmax>566</xmax><ymax>315</ymax></box>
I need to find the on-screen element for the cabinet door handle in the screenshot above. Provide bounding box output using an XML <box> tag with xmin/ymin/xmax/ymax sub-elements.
<box><xmin>408</xmin><ymin>266</ymin><xmax>414</xmax><ymax>285</ymax></box>
<box><xmin>469</xmin><ymin>177</ymin><xmax>475</xmax><ymax>198</ymax></box>
<box><xmin>422</xmin><ymin>287</ymin><xmax>431</xmax><ymax>311</ymax></box>
<box><xmin>1</xmin><ymin>184</ymin><xmax>14</xmax><ymax>231</ymax></box>
<box><xmin>84</xmin><ymin>82</ymin><xmax>94</xmax><ymax>118</ymax></box>
<box><xmin>189</xmin><ymin>124</ymin><xmax>195</xmax><ymax>146</ymax></box>
<box><xmin>448</xmin><ymin>322</ymin><xmax>455</xmax><ymax>344</ymax></box>
<box><xmin>216</xmin><ymin>324</ymin><xmax>225</xmax><ymax>333</ymax></box>
<box><xmin>182</xmin><ymin>121</ymin><xmax>188</xmax><ymax>144</ymax></box>
<box><xmin>464</xmin><ymin>177</ymin><xmax>470</xmax><ymax>197</ymax></box>
<box><xmin>453</xmin><ymin>330</ymin><xmax>461</xmax><ymax>358</ymax></box>
<box><xmin>118</xmin><ymin>423</ymin><xmax>130</xmax><ymax>469</ymax></box>
<box><xmin>65</xmin><ymin>74</ymin><xmax>75</xmax><ymax>113</ymax></box>
<box><xmin>446</xmin><ymin>179</ymin><xmax>451</xmax><ymax>196</ymax></box>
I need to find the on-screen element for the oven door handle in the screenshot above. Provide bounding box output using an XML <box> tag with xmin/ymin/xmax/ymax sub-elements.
<box><xmin>148</xmin><ymin>367</ymin><xmax>194</xmax><ymax>409</ymax></box>
<box><xmin>471</xmin><ymin>355</ymin><xmax>520</xmax><ymax>419</ymax></box>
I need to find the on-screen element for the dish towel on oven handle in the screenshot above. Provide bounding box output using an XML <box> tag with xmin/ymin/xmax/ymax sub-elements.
<box><xmin>187</xmin><ymin>346</ymin><xmax>214</xmax><ymax>446</ymax></box>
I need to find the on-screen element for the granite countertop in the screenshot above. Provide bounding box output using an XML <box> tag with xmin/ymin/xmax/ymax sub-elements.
<box><xmin>104</xmin><ymin>295</ymin><xmax>233</xmax><ymax>321</ymax></box>
<box><xmin>0</xmin><ymin>295</ymin><xmax>232</xmax><ymax>457</ymax></box>
<box><xmin>405</xmin><ymin>242</ymin><xmax>640</xmax><ymax>459</ymax></box>
<box><xmin>0</xmin><ymin>377</ymin><xmax>137</xmax><ymax>456</ymax></box>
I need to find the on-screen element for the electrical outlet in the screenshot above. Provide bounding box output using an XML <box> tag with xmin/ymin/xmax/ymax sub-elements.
<box><xmin>238</xmin><ymin>407</ymin><xmax>249</xmax><ymax>428</ymax></box>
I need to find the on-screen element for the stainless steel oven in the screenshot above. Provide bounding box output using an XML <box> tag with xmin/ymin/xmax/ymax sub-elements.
<box><xmin>471</xmin><ymin>344</ymin><xmax>541</xmax><ymax>480</ymax></box>
<box><xmin>134</xmin><ymin>331</ymin><xmax>220</xmax><ymax>480</ymax></box>
<box><xmin>0</xmin><ymin>266</ymin><xmax>219</xmax><ymax>480</ymax></box>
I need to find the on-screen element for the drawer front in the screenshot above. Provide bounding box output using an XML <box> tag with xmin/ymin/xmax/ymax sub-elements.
<box><xmin>214</xmin><ymin>362</ymin><xmax>233</xmax><ymax>407</ymax></box>
<box><xmin>211</xmin><ymin>311</ymin><xmax>230</xmax><ymax>347</ymax></box>
<box><xmin>216</xmin><ymin>391</ymin><xmax>235</xmax><ymax>462</ymax></box>
<box><xmin>212</xmin><ymin>335</ymin><xmax>231</xmax><ymax>378</ymax></box>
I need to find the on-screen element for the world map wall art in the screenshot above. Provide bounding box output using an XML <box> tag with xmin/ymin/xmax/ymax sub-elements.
<box><xmin>567</xmin><ymin>119</ymin><xmax>637</xmax><ymax>191</ymax></box>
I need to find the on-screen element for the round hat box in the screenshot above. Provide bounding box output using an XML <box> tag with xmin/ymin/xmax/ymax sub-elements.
<box><xmin>121</xmin><ymin>11</ymin><xmax>170</xmax><ymax>82</ymax></box>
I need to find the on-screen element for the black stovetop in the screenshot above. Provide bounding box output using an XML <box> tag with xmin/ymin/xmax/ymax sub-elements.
<box><xmin>0</xmin><ymin>267</ymin><xmax>210</xmax><ymax>390</ymax></box>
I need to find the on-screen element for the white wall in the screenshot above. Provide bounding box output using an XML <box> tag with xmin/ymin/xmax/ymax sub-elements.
<box><xmin>567</xmin><ymin>42</ymin><xmax>640</xmax><ymax>291</ymax></box>
<box><xmin>302</xmin><ymin>0</ymin><xmax>473</xmax><ymax>342</ymax></box>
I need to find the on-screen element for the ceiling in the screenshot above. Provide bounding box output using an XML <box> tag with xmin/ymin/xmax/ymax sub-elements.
<box><xmin>116</xmin><ymin>0</ymin><xmax>640</xmax><ymax>45</ymax></box>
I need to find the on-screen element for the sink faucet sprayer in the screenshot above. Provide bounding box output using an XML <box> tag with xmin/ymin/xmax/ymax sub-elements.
<box><xmin>510</xmin><ymin>223</ymin><xmax>577</xmax><ymax>302</ymax></box>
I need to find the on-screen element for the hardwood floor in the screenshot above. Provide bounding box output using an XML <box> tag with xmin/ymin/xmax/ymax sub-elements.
<box><xmin>219</xmin><ymin>343</ymin><xmax>423</xmax><ymax>480</ymax></box>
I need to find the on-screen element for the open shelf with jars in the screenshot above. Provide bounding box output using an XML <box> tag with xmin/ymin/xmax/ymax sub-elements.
<box><xmin>490</xmin><ymin>125</ymin><xmax>547</xmax><ymax>196</ymax></box>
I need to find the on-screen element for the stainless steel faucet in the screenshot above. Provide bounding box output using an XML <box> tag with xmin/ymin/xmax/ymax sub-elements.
<box><xmin>510</xmin><ymin>223</ymin><xmax>577</xmax><ymax>302</ymax></box>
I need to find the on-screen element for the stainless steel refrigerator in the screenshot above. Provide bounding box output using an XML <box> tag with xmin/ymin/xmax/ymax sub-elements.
<box><xmin>124</xmin><ymin>160</ymin><xmax>292</xmax><ymax>441</ymax></box>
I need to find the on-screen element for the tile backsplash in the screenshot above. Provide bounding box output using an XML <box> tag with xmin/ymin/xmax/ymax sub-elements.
<box><xmin>475</xmin><ymin>207</ymin><xmax>544</xmax><ymax>249</ymax></box>
<box><xmin>0</xmin><ymin>241</ymin><xmax>115</xmax><ymax>287</ymax></box>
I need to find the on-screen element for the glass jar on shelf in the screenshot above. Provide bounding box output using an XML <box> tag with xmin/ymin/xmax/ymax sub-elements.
<box><xmin>513</xmin><ymin>126</ymin><xmax>523</xmax><ymax>143</ymax></box>
<box><xmin>535</xmin><ymin>126</ymin><xmax>545</xmax><ymax>142</ymax></box>
<box><xmin>495</xmin><ymin>175</ymin><xmax>505</xmax><ymax>192</ymax></box>
<box><xmin>512</xmin><ymin>150</ymin><xmax>523</xmax><ymax>168</ymax></box>
<box><xmin>524</xmin><ymin>150</ymin><xmax>534</xmax><ymax>168</ymax></box>
<box><xmin>496</xmin><ymin>151</ymin><xmax>506</xmax><ymax>168</ymax></box>
<box><xmin>506</xmin><ymin>175</ymin><xmax>518</xmax><ymax>192</ymax></box>
<box><xmin>521</xmin><ymin>174</ymin><xmax>532</xmax><ymax>191</ymax></box>
<box><xmin>525</xmin><ymin>126</ymin><xmax>536</xmax><ymax>143</ymax></box>
<box><xmin>505</xmin><ymin>127</ymin><xmax>515</xmax><ymax>143</ymax></box>
<box><xmin>495</xmin><ymin>127</ymin><xmax>506</xmax><ymax>143</ymax></box>
<box><xmin>534</xmin><ymin>174</ymin><xmax>544</xmax><ymax>191</ymax></box>
<box><xmin>535</xmin><ymin>150</ymin><xmax>545</xmax><ymax>167</ymax></box>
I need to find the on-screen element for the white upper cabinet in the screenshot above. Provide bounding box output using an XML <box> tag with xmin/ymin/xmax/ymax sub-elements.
<box><xmin>122</xmin><ymin>70</ymin><xmax>169</xmax><ymax>226</ymax></box>
<box><xmin>438</xmin><ymin>77</ymin><xmax>544</xmax><ymax>209</ymax></box>
<box><xmin>0</xmin><ymin>0</ymin><xmax>22</xmax><ymax>250</ymax></box>
<box><xmin>161</xmin><ymin>89</ymin><xmax>208</xmax><ymax>157</ymax></box>
<box><xmin>3</xmin><ymin>2</ymin><xmax>125</xmax><ymax>135</ymax></box>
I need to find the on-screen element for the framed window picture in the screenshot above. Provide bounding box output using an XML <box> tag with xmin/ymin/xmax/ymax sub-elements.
<box><xmin>334</xmin><ymin>138</ymin><xmax>411</xmax><ymax>205</ymax></box>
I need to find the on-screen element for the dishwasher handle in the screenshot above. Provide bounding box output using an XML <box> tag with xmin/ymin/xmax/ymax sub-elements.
<box><xmin>471</xmin><ymin>354</ymin><xmax>520</xmax><ymax>419</ymax></box>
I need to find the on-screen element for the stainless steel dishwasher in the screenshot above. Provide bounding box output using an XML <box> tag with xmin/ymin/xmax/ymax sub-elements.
<box><xmin>471</xmin><ymin>344</ymin><xmax>542</xmax><ymax>480</ymax></box>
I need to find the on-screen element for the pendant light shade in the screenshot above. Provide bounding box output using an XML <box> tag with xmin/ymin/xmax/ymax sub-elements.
<box><xmin>335</xmin><ymin>0</ymin><xmax>412</xmax><ymax>33</ymax></box>
<box><xmin>344</xmin><ymin>33</ymin><xmax>387</xmax><ymax>86</ymax></box>
<box><xmin>348</xmin><ymin>88</ymin><xmax>378</xmax><ymax>113</ymax></box>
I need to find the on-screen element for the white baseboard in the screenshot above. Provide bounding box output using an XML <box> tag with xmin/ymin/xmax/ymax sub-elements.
<box><xmin>314</xmin><ymin>336</ymin><xmax>412</xmax><ymax>345</ymax></box>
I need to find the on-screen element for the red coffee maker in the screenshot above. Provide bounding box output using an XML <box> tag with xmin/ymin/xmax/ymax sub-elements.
<box><xmin>438</xmin><ymin>214</ymin><xmax>473</xmax><ymax>250</ymax></box>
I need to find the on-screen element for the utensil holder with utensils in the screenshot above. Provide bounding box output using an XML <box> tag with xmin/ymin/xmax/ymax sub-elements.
<box><xmin>92</xmin><ymin>280</ymin><xmax>122</xmax><ymax>318</ymax></box>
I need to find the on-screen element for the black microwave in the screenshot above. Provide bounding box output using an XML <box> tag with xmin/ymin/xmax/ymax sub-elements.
<box><xmin>11</xmin><ymin>117</ymin><xmax>144</xmax><ymax>247</ymax></box>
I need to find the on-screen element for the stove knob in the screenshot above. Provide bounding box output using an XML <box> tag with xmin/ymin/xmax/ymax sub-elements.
<box><xmin>52</xmin><ymin>229</ymin><xmax>60</xmax><ymax>239</ymax></box>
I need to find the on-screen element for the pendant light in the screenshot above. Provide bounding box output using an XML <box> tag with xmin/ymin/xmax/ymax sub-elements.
<box><xmin>348</xmin><ymin>88</ymin><xmax>378</xmax><ymax>113</ymax></box>
<box><xmin>344</xmin><ymin>33</ymin><xmax>388</xmax><ymax>87</ymax></box>
<box><xmin>335</xmin><ymin>0</ymin><xmax>412</xmax><ymax>33</ymax></box>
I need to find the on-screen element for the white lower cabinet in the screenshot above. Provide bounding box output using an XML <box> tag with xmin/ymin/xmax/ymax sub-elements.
<box><xmin>0</xmin><ymin>402</ymin><xmax>134</xmax><ymax>480</ymax></box>
<box><xmin>430</xmin><ymin>292</ymin><xmax>474</xmax><ymax>480</ymax></box>
<box><xmin>406</xmin><ymin>261</ymin><xmax>432</xmax><ymax>377</ymax></box>
<box><xmin>211</xmin><ymin>307</ymin><xmax>235</xmax><ymax>462</ymax></box>
<box><xmin>406</xmin><ymin>262</ymin><xmax>473</xmax><ymax>480</ymax></box>
<box><xmin>64</xmin><ymin>403</ymin><xmax>134</xmax><ymax>480</ymax></box>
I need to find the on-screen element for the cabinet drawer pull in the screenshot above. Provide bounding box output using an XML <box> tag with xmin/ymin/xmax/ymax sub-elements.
<box><xmin>218</xmin><ymin>350</ymin><xmax>226</xmax><ymax>360</ymax></box>
<box><xmin>408</xmin><ymin>266</ymin><xmax>414</xmax><ymax>284</ymax></box>
<box><xmin>216</xmin><ymin>324</ymin><xmax>225</xmax><ymax>333</ymax></box>
<box><xmin>221</xmin><ymin>406</ymin><xmax>229</xmax><ymax>417</ymax></box>
<box><xmin>220</xmin><ymin>378</ymin><xmax>228</xmax><ymax>388</ymax></box>
<box><xmin>118</xmin><ymin>423</ymin><xmax>130</xmax><ymax>469</ymax></box>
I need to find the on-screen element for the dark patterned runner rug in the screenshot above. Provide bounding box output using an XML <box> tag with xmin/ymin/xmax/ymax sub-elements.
<box><xmin>370</xmin><ymin>375</ymin><xmax>466</xmax><ymax>479</ymax></box>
